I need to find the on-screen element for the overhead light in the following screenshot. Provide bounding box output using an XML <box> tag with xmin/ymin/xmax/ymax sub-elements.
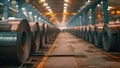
<box><xmin>34</xmin><ymin>15</ymin><xmax>37</xmax><ymax>18</ymax></box>
<box><xmin>64</xmin><ymin>6</ymin><xmax>67</xmax><ymax>9</ymax></box>
<box><xmin>46</xmin><ymin>6</ymin><xmax>50</xmax><ymax>9</ymax></box>
<box><xmin>65</xmin><ymin>0</ymin><xmax>69</xmax><ymax>2</ymax></box>
<box><xmin>29</xmin><ymin>12</ymin><xmax>32</xmax><ymax>14</ymax></box>
<box><xmin>116</xmin><ymin>11</ymin><xmax>120</xmax><ymax>15</ymax></box>
<box><xmin>64</xmin><ymin>9</ymin><xmax>67</xmax><ymax>12</ymax></box>
<box><xmin>39</xmin><ymin>17</ymin><xmax>41</xmax><ymax>20</ymax></box>
<box><xmin>108</xmin><ymin>6</ymin><xmax>115</xmax><ymax>9</ymax></box>
<box><xmin>64</xmin><ymin>3</ymin><xmax>68</xmax><ymax>6</ymax></box>
<box><xmin>97</xmin><ymin>4</ymin><xmax>100</xmax><ymax>7</ymax></box>
<box><xmin>48</xmin><ymin>9</ymin><xmax>52</xmax><ymax>11</ymax></box>
<box><xmin>107</xmin><ymin>8</ymin><xmax>110</xmax><ymax>11</ymax></box>
<box><xmin>22</xmin><ymin>7</ymin><xmax>25</xmax><ymax>11</ymax></box>
<box><xmin>89</xmin><ymin>9</ymin><xmax>91</xmax><ymax>11</ymax></box>
<box><xmin>89</xmin><ymin>16</ymin><xmax>91</xmax><ymax>19</ymax></box>
<box><xmin>88</xmin><ymin>0</ymin><xmax>90</xmax><ymax>2</ymax></box>
<box><xmin>23</xmin><ymin>12</ymin><xmax>27</xmax><ymax>15</ymax></box>
<box><xmin>40</xmin><ymin>0</ymin><xmax>45</xmax><ymax>2</ymax></box>
<box><xmin>50</xmin><ymin>11</ymin><xmax>53</xmax><ymax>13</ymax></box>
<box><xmin>16</xmin><ymin>5</ymin><xmax>18</xmax><ymax>7</ymax></box>
<box><xmin>107</xmin><ymin>6</ymin><xmax>115</xmax><ymax>10</ymax></box>
<box><xmin>43</xmin><ymin>3</ymin><xmax>48</xmax><ymax>6</ymax></box>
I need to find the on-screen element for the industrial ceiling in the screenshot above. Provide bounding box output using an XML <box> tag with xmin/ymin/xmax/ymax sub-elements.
<box><xmin>14</xmin><ymin>0</ymin><xmax>120</xmax><ymax>26</ymax></box>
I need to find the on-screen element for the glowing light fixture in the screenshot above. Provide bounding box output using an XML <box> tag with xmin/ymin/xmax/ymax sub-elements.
<box><xmin>64</xmin><ymin>6</ymin><xmax>67</xmax><ymax>9</ymax></box>
<box><xmin>65</xmin><ymin>0</ymin><xmax>69</xmax><ymax>2</ymax></box>
<box><xmin>43</xmin><ymin>3</ymin><xmax>48</xmax><ymax>6</ymax></box>
<box><xmin>34</xmin><ymin>15</ymin><xmax>37</xmax><ymax>18</ymax></box>
<box><xmin>88</xmin><ymin>0</ymin><xmax>90</xmax><ymax>2</ymax></box>
<box><xmin>16</xmin><ymin>5</ymin><xmax>18</xmax><ymax>7</ymax></box>
<box><xmin>97</xmin><ymin>4</ymin><xmax>100</xmax><ymax>7</ymax></box>
<box><xmin>89</xmin><ymin>9</ymin><xmax>91</xmax><ymax>11</ymax></box>
<box><xmin>117</xmin><ymin>11</ymin><xmax>120</xmax><ymax>15</ymax></box>
<box><xmin>108</xmin><ymin>6</ymin><xmax>115</xmax><ymax>10</ymax></box>
<box><xmin>49</xmin><ymin>11</ymin><xmax>53</xmax><ymax>13</ymax></box>
<box><xmin>22</xmin><ymin>7</ymin><xmax>25</xmax><ymax>11</ymax></box>
<box><xmin>46</xmin><ymin>6</ymin><xmax>50</xmax><ymax>9</ymax></box>
<box><xmin>40</xmin><ymin>0</ymin><xmax>45</xmax><ymax>2</ymax></box>
<box><xmin>48</xmin><ymin>9</ymin><xmax>52</xmax><ymax>11</ymax></box>
<box><xmin>89</xmin><ymin>16</ymin><xmax>91</xmax><ymax>19</ymax></box>
<box><xmin>39</xmin><ymin>17</ymin><xmax>41</xmax><ymax>20</ymax></box>
<box><xmin>107</xmin><ymin>8</ymin><xmax>110</xmax><ymax>10</ymax></box>
<box><xmin>64</xmin><ymin>3</ymin><xmax>68</xmax><ymax>6</ymax></box>
<box><xmin>29</xmin><ymin>12</ymin><xmax>32</xmax><ymax>14</ymax></box>
<box><xmin>64</xmin><ymin>9</ymin><xmax>67</xmax><ymax>12</ymax></box>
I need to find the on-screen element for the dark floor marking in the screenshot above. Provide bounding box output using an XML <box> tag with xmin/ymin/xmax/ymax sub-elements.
<box><xmin>75</xmin><ymin>54</ymin><xmax>88</xmax><ymax>58</ymax></box>
<box><xmin>102</xmin><ymin>56</ymin><xmax>118</xmax><ymax>62</ymax></box>
<box><xmin>85</xmin><ymin>49</ymin><xmax>95</xmax><ymax>53</ymax></box>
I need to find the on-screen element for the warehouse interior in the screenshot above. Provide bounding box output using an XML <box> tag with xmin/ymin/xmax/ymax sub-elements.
<box><xmin>0</xmin><ymin>0</ymin><xmax>120</xmax><ymax>68</ymax></box>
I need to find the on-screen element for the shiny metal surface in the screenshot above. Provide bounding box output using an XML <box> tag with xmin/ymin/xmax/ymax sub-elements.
<box><xmin>0</xmin><ymin>19</ymin><xmax>31</xmax><ymax>64</ymax></box>
<box><xmin>102</xmin><ymin>24</ymin><xmax>119</xmax><ymax>51</ymax></box>
<box><xmin>29</xmin><ymin>22</ymin><xmax>40</xmax><ymax>53</ymax></box>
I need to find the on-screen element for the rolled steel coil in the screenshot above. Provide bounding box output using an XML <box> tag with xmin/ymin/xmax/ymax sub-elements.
<box><xmin>117</xmin><ymin>24</ymin><xmax>120</xmax><ymax>51</ymax></box>
<box><xmin>84</xmin><ymin>26</ymin><xmax>89</xmax><ymax>41</ymax></box>
<box><xmin>0</xmin><ymin>22</ymin><xmax>11</xmax><ymax>31</ymax></box>
<box><xmin>45</xmin><ymin>24</ymin><xmax>50</xmax><ymax>44</ymax></box>
<box><xmin>29</xmin><ymin>22</ymin><xmax>40</xmax><ymax>53</ymax></box>
<box><xmin>94</xmin><ymin>24</ymin><xmax>104</xmax><ymax>48</ymax></box>
<box><xmin>39</xmin><ymin>23</ymin><xmax>45</xmax><ymax>49</ymax></box>
<box><xmin>79</xmin><ymin>26</ymin><xmax>83</xmax><ymax>38</ymax></box>
<box><xmin>0</xmin><ymin>19</ymin><xmax>31</xmax><ymax>64</ymax></box>
<box><xmin>81</xmin><ymin>26</ymin><xmax>85</xmax><ymax>39</ymax></box>
<box><xmin>88</xmin><ymin>25</ymin><xmax>95</xmax><ymax>43</ymax></box>
<box><xmin>102</xmin><ymin>24</ymin><xmax>119</xmax><ymax>51</ymax></box>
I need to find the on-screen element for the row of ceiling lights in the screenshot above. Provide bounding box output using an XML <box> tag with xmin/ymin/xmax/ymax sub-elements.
<box><xmin>39</xmin><ymin>0</ymin><xmax>53</xmax><ymax>13</ymax></box>
<box><xmin>39</xmin><ymin>0</ymin><xmax>70</xmax><ymax>13</ymax></box>
<box><xmin>63</xmin><ymin>0</ymin><xmax>69</xmax><ymax>13</ymax></box>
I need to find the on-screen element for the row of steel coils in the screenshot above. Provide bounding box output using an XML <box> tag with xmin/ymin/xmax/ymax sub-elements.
<box><xmin>0</xmin><ymin>19</ymin><xmax>59</xmax><ymax>64</ymax></box>
<box><xmin>67</xmin><ymin>23</ymin><xmax>120</xmax><ymax>52</ymax></box>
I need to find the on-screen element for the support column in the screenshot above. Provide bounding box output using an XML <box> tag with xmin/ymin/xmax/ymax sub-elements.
<box><xmin>81</xmin><ymin>13</ymin><xmax>84</xmax><ymax>26</ymax></box>
<box><xmin>25</xmin><ymin>4</ymin><xmax>30</xmax><ymax>18</ymax></box>
<box><xmin>17</xmin><ymin>1</ymin><xmax>23</xmax><ymax>18</ymax></box>
<box><xmin>3</xmin><ymin>0</ymin><xmax>9</xmax><ymax>19</ymax></box>
<box><xmin>79</xmin><ymin>16</ymin><xmax>82</xmax><ymax>26</ymax></box>
<box><xmin>91</xmin><ymin>7</ymin><xmax>96</xmax><ymax>25</ymax></box>
<box><xmin>84</xmin><ymin>11</ymin><xmax>88</xmax><ymax>26</ymax></box>
<box><xmin>102</xmin><ymin>0</ymin><xmax>109</xmax><ymax>25</ymax></box>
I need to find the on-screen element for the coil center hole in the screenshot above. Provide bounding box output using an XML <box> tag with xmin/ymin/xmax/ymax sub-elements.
<box><xmin>21</xmin><ymin>31</ymin><xmax>27</xmax><ymax>51</ymax></box>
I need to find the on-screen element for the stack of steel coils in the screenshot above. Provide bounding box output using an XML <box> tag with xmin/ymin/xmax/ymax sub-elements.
<box><xmin>0</xmin><ymin>19</ymin><xmax>31</xmax><ymax>64</ymax></box>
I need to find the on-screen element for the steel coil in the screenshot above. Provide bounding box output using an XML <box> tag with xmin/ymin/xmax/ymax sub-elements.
<box><xmin>81</xmin><ymin>26</ymin><xmax>85</xmax><ymax>39</ymax></box>
<box><xmin>0</xmin><ymin>22</ymin><xmax>11</xmax><ymax>31</ymax></box>
<box><xmin>0</xmin><ymin>19</ymin><xmax>31</xmax><ymax>64</ymax></box>
<box><xmin>94</xmin><ymin>24</ymin><xmax>104</xmax><ymax>48</ymax></box>
<box><xmin>102</xmin><ymin>24</ymin><xmax>119</xmax><ymax>51</ymax></box>
<box><xmin>88</xmin><ymin>25</ymin><xmax>95</xmax><ymax>43</ymax></box>
<box><xmin>39</xmin><ymin>23</ymin><xmax>45</xmax><ymax>50</ymax></box>
<box><xmin>84</xmin><ymin>26</ymin><xmax>89</xmax><ymax>41</ymax></box>
<box><xmin>45</xmin><ymin>24</ymin><xmax>50</xmax><ymax>44</ymax></box>
<box><xmin>117</xmin><ymin>25</ymin><xmax>120</xmax><ymax>51</ymax></box>
<box><xmin>29</xmin><ymin>22</ymin><xmax>40</xmax><ymax>53</ymax></box>
<box><xmin>79</xmin><ymin>27</ymin><xmax>82</xmax><ymax>38</ymax></box>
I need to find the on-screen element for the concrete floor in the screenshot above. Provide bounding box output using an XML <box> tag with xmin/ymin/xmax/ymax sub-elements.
<box><xmin>44</xmin><ymin>32</ymin><xmax>120</xmax><ymax>68</ymax></box>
